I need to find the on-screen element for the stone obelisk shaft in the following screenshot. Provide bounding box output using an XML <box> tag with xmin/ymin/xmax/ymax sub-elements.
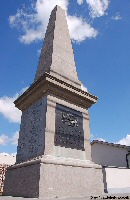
<box><xmin>35</xmin><ymin>5</ymin><xmax>81</xmax><ymax>88</ymax></box>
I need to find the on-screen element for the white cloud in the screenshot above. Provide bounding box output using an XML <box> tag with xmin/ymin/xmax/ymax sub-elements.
<box><xmin>81</xmin><ymin>83</ymin><xmax>88</xmax><ymax>92</ymax></box>
<box><xmin>0</xmin><ymin>134</ymin><xmax>9</xmax><ymax>145</ymax></box>
<box><xmin>0</xmin><ymin>95</ymin><xmax>21</xmax><ymax>123</ymax></box>
<box><xmin>0</xmin><ymin>131</ymin><xmax>19</xmax><ymax>146</ymax></box>
<box><xmin>67</xmin><ymin>15</ymin><xmax>98</xmax><ymax>42</ymax></box>
<box><xmin>77</xmin><ymin>0</ymin><xmax>84</xmax><ymax>5</ymax></box>
<box><xmin>0</xmin><ymin>87</ymin><xmax>28</xmax><ymax>123</ymax></box>
<box><xmin>0</xmin><ymin>152</ymin><xmax>9</xmax><ymax>156</ymax></box>
<box><xmin>20</xmin><ymin>87</ymin><xmax>28</xmax><ymax>94</ymax></box>
<box><xmin>9</xmin><ymin>131</ymin><xmax>19</xmax><ymax>145</ymax></box>
<box><xmin>9</xmin><ymin>0</ymin><xmax>68</xmax><ymax>44</ymax></box>
<box><xmin>37</xmin><ymin>48</ymin><xmax>42</xmax><ymax>56</ymax></box>
<box><xmin>86</xmin><ymin>0</ymin><xmax>110</xmax><ymax>18</ymax></box>
<box><xmin>116</xmin><ymin>135</ymin><xmax>130</xmax><ymax>146</ymax></box>
<box><xmin>9</xmin><ymin>0</ymin><xmax>98</xmax><ymax>44</ymax></box>
<box><xmin>19</xmin><ymin>29</ymin><xmax>43</xmax><ymax>44</ymax></box>
<box><xmin>111</xmin><ymin>14</ymin><xmax>122</xmax><ymax>21</ymax></box>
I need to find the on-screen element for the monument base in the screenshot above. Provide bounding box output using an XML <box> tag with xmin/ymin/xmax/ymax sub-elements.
<box><xmin>3</xmin><ymin>156</ymin><xmax>104</xmax><ymax>199</ymax></box>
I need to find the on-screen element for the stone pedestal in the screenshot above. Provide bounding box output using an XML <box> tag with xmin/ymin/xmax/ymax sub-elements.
<box><xmin>3</xmin><ymin>156</ymin><xmax>104</xmax><ymax>199</ymax></box>
<box><xmin>3</xmin><ymin>90</ymin><xmax>104</xmax><ymax>198</ymax></box>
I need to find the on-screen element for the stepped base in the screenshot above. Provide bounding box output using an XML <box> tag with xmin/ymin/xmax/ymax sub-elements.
<box><xmin>3</xmin><ymin>156</ymin><xmax>104</xmax><ymax>199</ymax></box>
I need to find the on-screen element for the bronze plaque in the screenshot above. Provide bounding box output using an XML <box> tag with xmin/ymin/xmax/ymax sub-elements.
<box><xmin>55</xmin><ymin>104</ymin><xmax>85</xmax><ymax>151</ymax></box>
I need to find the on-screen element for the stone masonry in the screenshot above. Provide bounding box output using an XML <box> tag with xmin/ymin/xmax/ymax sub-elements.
<box><xmin>35</xmin><ymin>5</ymin><xmax>81</xmax><ymax>89</ymax></box>
<box><xmin>3</xmin><ymin>5</ymin><xmax>104</xmax><ymax>199</ymax></box>
<box><xmin>17</xmin><ymin>97</ymin><xmax>47</xmax><ymax>163</ymax></box>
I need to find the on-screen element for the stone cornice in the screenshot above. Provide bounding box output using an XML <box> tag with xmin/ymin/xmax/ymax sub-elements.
<box><xmin>14</xmin><ymin>73</ymin><xmax>98</xmax><ymax>111</ymax></box>
<box><xmin>9</xmin><ymin>155</ymin><xmax>102</xmax><ymax>169</ymax></box>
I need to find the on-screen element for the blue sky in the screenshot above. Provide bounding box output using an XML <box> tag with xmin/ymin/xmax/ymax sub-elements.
<box><xmin>0</xmin><ymin>0</ymin><xmax>130</xmax><ymax>154</ymax></box>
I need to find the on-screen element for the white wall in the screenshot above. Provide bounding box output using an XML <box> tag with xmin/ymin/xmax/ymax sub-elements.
<box><xmin>91</xmin><ymin>143</ymin><xmax>128</xmax><ymax>167</ymax></box>
<box><xmin>0</xmin><ymin>155</ymin><xmax>16</xmax><ymax>166</ymax></box>
<box><xmin>103</xmin><ymin>167</ymin><xmax>130</xmax><ymax>194</ymax></box>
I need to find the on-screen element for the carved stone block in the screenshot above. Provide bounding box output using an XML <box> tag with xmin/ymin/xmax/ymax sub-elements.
<box><xmin>55</xmin><ymin>104</ymin><xmax>85</xmax><ymax>151</ymax></box>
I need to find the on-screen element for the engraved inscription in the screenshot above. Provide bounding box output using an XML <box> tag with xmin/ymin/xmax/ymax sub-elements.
<box><xmin>55</xmin><ymin>104</ymin><xmax>84</xmax><ymax>151</ymax></box>
<box><xmin>62</xmin><ymin>112</ymin><xmax>78</xmax><ymax>127</ymax></box>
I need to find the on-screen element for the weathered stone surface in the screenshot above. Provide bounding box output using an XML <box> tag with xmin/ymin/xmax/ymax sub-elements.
<box><xmin>15</xmin><ymin>92</ymin><xmax>93</xmax><ymax>164</ymax></box>
<box><xmin>35</xmin><ymin>5</ymin><xmax>81</xmax><ymax>88</ymax></box>
<box><xmin>4</xmin><ymin>91</ymin><xmax>101</xmax><ymax>198</ymax></box>
<box><xmin>55</xmin><ymin>104</ymin><xmax>85</xmax><ymax>151</ymax></box>
<box><xmin>39</xmin><ymin>160</ymin><xmax>104</xmax><ymax>199</ymax></box>
<box><xmin>16</xmin><ymin>96</ymin><xmax>47</xmax><ymax>163</ymax></box>
<box><xmin>44</xmin><ymin>94</ymin><xmax>91</xmax><ymax>160</ymax></box>
<box><xmin>14</xmin><ymin>73</ymin><xmax>97</xmax><ymax>111</ymax></box>
<box><xmin>3</xmin><ymin>5</ymin><xmax>103</xmax><ymax>199</ymax></box>
<box><xmin>3</xmin><ymin>162</ymin><xmax>40</xmax><ymax>198</ymax></box>
<box><xmin>3</xmin><ymin>157</ymin><xmax>104</xmax><ymax>199</ymax></box>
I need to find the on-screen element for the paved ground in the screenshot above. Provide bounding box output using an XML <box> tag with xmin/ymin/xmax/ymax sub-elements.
<box><xmin>0</xmin><ymin>197</ymin><xmax>37</xmax><ymax>200</ymax></box>
<box><xmin>0</xmin><ymin>194</ymin><xmax>130</xmax><ymax>200</ymax></box>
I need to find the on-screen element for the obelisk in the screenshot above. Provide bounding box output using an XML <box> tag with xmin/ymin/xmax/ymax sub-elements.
<box><xmin>3</xmin><ymin>5</ymin><xmax>104</xmax><ymax>199</ymax></box>
<box><xmin>35</xmin><ymin>5</ymin><xmax>81</xmax><ymax>89</ymax></box>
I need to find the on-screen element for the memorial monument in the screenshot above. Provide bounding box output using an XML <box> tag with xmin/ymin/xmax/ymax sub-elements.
<box><xmin>3</xmin><ymin>5</ymin><xmax>104</xmax><ymax>199</ymax></box>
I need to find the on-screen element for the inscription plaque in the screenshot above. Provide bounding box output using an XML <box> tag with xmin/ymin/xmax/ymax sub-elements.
<box><xmin>55</xmin><ymin>104</ymin><xmax>85</xmax><ymax>151</ymax></box>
